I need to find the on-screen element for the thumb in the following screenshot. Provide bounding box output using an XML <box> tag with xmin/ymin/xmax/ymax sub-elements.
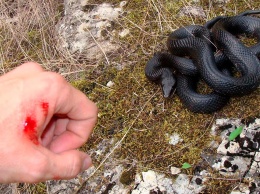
<box><xmin>48</xmin><ymin>150</ymin><xmax>92</xmax><ymax>180</ymax></box>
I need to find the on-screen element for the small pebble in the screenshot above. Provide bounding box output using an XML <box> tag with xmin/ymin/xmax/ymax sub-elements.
<box><xmin>119</xmin><ymin>29</ymin><xmax>130</xmax><ymax>37</ymax></box>
<box><xmin>107</xmin><ymin>81</ymin><xmax>115</xmax><ymax>87</ymax></box>
<box><xmin>170</xmin><ymin>166</ymin><xmax>181</xmax><ymax>175</ymax></box>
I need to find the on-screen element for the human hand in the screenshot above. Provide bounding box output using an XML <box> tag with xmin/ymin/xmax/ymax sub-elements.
<box><xmin>0</xmin><ymin>62</ymin><xmax>98</xmax><ymax>183</ymax></box>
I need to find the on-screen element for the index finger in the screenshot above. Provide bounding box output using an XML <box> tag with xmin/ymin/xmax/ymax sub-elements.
<box><xmin>41</xmin><ymin>72</ymin><xmax>98</xmax><ymax>153</ymax></box>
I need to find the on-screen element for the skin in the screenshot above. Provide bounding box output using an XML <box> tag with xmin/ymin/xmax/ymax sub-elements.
<box><xmin>0</xmin><ymin>62</ymin><xmax>98</xmax><ymax>183</ymax></box>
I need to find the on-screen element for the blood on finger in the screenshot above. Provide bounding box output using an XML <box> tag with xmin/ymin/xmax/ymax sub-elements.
<box><xmin>23</xmin><ymin>101</ymin><xmax>49</xmax><ymax>145</ymax></box>
<box><xmin>23</xmin><ymin>116</ymin><xmax>39</xmax><ymax>145</ymax></box>
<box><xmin>41</xmin><ymin>101</ymin><xmax>49</xmax><ymax>117</ymax></box>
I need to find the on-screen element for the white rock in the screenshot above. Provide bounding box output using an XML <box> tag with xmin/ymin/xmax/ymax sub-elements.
<box><xmin>215</xmin><ymin>0</ymin><xmax>230</xmax><ymax>3</ymax></box>
<box><xmin>109</xmin><ymin>185</ymin><xmax>129</xmax><ymax>194</ymax></box>
<box><xmin>168</xmin><ymin>133</ymin><xmax>183</xmax><ymax>145</ymax></box>
<box><xmin>141</xmin><ymin>170</ymin><xmax>158</xmax><ymax>187</ymax></box>
<box><xmin>106</xmin><ymin>80</ymin><xmax>115</xmax><ymax>87</ymax></box>
<box><xmin>120</xmin><ymin>1</ymin><xmax>127</xmax><ymax>7</ymax></box>
<box><xmin>230</xmin><ymin>191</ymin><xmax>244</xmax><ymax>194</ymax></box>
<box><xmin>173</xmin><ymin>174</ymin><xmax>196</xmax><ymax>194</ymax></box>
<box><xmin>132</xmin><ymin>170</ymin><xmax>176</xmax><ymax>193</ymax></box>
<box><xmin>254</xmin><ymin>152</ymin><xmax>260</xmax><ymax>162</ymax></box>
<box><xmin>119</xmin><ymin>29</ymin><xmax>130</xmax><ymax>37</ymax></box>
<box><xmin>217</xmin><ymin>139</ymin><xmax>241</xmax><ymax>155</ymax></box>
<box><xmin>170</xmin><ymin>166</ymin><xmax>181</xmax><ymax>175</ymax></box>
<box><xmin>178</xmin><ymin>6</ymin><xmax>206</xmax><ymax>18</ymax></box>
<box><xmin>212</xmin><ymin>156</ymin><xmax>251</xmax><ymax>177</ymax></box>
<box><xmin>57</xmin><ymin>1</ymin><xmax>124</xmax><ymax>60</ymax></box>
<box><xmin>80</xmin><ymin>0</ymin><xmax>88</xmax><ymax>7</ymax></box>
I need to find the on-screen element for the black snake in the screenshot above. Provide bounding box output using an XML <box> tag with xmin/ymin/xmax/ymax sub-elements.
<box><xmin>145</xmin><ymin>10</ymin><xmax>260</xmax><ymax>113</ymax></box>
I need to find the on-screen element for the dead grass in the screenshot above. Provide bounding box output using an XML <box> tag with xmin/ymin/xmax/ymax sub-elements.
<box><xmin>0</xmin><ymin>0</ymin><xmax>89</xmax><ymax>74</ymax></box>
<box><xmin>0</xmin><ymin>0</ymin><xmax>259</xmax><ymax>193</ymax></box>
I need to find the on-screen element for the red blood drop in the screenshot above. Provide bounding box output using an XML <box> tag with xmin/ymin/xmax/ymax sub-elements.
<box><xmin>23</xmin><ymin>116</ymin><xmax>39</xmax><ymax>145</ymax></box>
<box><xmin>53</xmin><ymin>176</ymin><xmax>61</xmax><ymax>180</ymax></box>
<box><xmin>41</xmin><ymin>102</ymin><xmax>49</xmax><ymax>116</ymax></box>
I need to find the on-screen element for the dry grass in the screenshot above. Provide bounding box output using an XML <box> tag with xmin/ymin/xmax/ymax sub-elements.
<box><xmin>0</xmin><ymin>0</ymin><xmax>259</xmax><ymax>193</ymax></box>
<box><xmin>0</xmin><ymin>0</ymin><xmax>93</xmax><ymax>75</ymax></box>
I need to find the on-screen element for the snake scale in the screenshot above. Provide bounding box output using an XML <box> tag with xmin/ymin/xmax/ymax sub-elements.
<box><xmin>145</xmin><ymin>10</ymin><xmax>260</xmax><ymax>113</ymax></box>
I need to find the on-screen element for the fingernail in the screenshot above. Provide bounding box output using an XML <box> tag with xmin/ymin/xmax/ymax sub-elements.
<box><xmin>82</xmin><ymin>156</ymin><xmax>92</xmax><ymax>171</ymax></box>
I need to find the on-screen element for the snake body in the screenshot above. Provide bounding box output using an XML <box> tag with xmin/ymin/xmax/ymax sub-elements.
<box><xmin>145</xmin><ymin>10</ymin><xmax>260</xmax><ymax>113</ymax></box>
<box><xmin>176</xmin><ymin>74</ymin><xmax>229</xmax><ymax>113</ymax></box>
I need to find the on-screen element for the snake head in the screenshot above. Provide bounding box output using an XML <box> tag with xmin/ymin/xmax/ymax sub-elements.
<box><xmin>161</xmin><ymin>69</ymin><xmax>176</xmax><ymax>98</ymax></box>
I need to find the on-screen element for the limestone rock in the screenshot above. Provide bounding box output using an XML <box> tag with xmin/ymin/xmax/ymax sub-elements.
<box><xmin>56</xmin><ymin>1</ymin><xmax>127</xmax><ymax>60</ymax></box>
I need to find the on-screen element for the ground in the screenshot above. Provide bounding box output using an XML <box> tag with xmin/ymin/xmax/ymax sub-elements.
<box><xmin>0</xmin><ymin>0</ymin><xmax>259</xmax><ymax>193</ymax></box>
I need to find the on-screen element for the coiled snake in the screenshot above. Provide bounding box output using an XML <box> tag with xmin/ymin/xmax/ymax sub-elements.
<box><xmin>145</xmin><ymin>10</ymin><xmax>260</xmax><ymax>113</ymax></box>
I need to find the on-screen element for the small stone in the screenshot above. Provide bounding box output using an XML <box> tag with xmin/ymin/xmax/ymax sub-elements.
<box><xmin>120</xmin><ymin>1</ymin><xmax>127</xmax><ymax>7</ymax></box>
<box><xmin>178</xmin><ymin>6</ymin><xmax>206</xmax><ymax>18</ymax></box>
<box><xmin>168</xmin><ymin>133</ymin><xmax>183</xmax><ymax>145</ymax></box>
<box><xmin>170</xmin><ymin>166</ymin><xmax>181</xmax><ymax>175</ymax></box>
<box><xmin>107</xmin><ymin>81</ymin><xmax>115</xmax><ymax>87</ymax></box>
<box><xmin>119</xmin><ymin>29</ymin><xmax>130</xmax><ymax>37</ymax></box>
<box><xmin>141</xmin><ymin>170</ymin><xmax>157</xmax><ymax>186</ymax></box>
<box><xmin>254</xmin><ymin>152</ymin><xmax>260</xmax><ymax>162</ymax></box>
<box><xmin>215</xmin><ymin>0</ymin><xmax>230</xmax><ymax>3</ymax></box>
<box><xmin>80</xmin><ymin>0</ymin><xmax>89</xmax><ymax>7</ymax></box>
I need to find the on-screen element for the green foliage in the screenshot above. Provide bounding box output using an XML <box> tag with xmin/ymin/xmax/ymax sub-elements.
<box><xmin>182</xmin><ymin>162</ymin><xmax>192</xmax><ymax>169</ymax></box>
<box><xmin>229</xmin><ymin>126</ymin><xmax>243</xmax><ymax>141</ymax></box>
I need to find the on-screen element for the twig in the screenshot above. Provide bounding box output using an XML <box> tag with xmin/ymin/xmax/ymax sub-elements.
<box><xmin>149</xmin><ymin>0</ymin><xmax>163</xmax><ymax>32</ymax></box>
<box><xmin>60</xmin><ymin>69</ymin><xmax>96</xmax><ymax>76</ymax></box>
<box><xmin>85</xmin><ymin>28</ymin><xmax>110</xmax><ymax>66</ymax></box>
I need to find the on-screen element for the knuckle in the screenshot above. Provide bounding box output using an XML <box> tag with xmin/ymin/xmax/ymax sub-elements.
<box><xmin>43</xmin><ymin>72</ymin><xmax>66</xmax><ymax>85</ymax></box>
<box><xmin>39</xmin><ymin>72</ymin><xmax>68</xmax><ymax>93</ymax></box>
<box><xmin>22</xmin><ymin>62</ymin><xmax>43</xmax><ymax>71</ymax></box>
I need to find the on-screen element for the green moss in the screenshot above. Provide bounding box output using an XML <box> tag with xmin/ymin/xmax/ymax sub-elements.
<box><xmin>27</xmin><ymin>30</ymin><xmax>41</xmax><ymax>44</ymax></box>
<box><xmin>16</xmin><ymin>183</ymin><xmax>47</xmax><ymax>194</ymax></box>
<box><xmin>71</xmin><ymin>79</ymin><xmax>96</xmax><ymax>95</ymax></box>
<box><xmin>120</xmin><ymin>167</ymin><xmax>136</xmax><ymax>185</ymax></box>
